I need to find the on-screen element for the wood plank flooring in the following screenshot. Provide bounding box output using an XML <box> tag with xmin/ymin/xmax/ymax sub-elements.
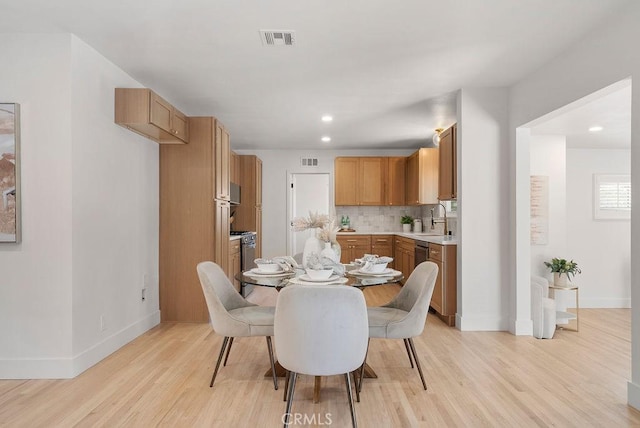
<box><xmin>1</xmin><ymin>285</ymin><xmax>638</xmax><ymax>427</ymax></box>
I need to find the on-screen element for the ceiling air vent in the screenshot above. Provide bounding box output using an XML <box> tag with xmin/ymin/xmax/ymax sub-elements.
<box><xmin>260</xmin><ymin>30</ymin><xmax>296</xmax><ymax>46</ymax></box>
<box><xmin>301</xmin><ymin>157</ymin><xmax>318</xmax><ymax>167</ymax></box>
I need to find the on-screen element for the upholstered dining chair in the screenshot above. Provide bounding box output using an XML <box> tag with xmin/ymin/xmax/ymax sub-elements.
<box><xmin>361</xmin><ymin>261</ymin><xmax>438</xmax><ymax>392</ymax></box>
<box><xmin>275</xmin><ymin>284</ymin><xmax>368</xmax><ymax>428</ymax></box>
<box><xmin>196</xmin><ymin>261</ymin><xmax>278</xmax><ymax>390</ymax></box>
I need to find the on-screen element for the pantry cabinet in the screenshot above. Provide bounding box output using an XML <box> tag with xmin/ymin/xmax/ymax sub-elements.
<box><xmin>234</xmin><ymin>155</ymin><xmax>263</xmax><ymax>258</ymax></box>
<box><xmin>115</xmin><ymin>88</ymin><xmax>189</xmax><ymax>144</ymax></box>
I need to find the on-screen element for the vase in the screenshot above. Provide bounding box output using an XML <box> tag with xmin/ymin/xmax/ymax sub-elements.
<box><xmin>321</xmin><ymin>241</ymin><xmax>341</xmax><ymax>263</ymax></box>
<box><xmin>302</xmin><ymin>235</ymin><xmax>324</xmax><ymax>268</ymax></box>
<box><xmin>402</xmin><ymin>224</ymin><xmax>411</xmax><ymax>233</ymax></box>
<box><xmin>553</xmin><ymin>272</ymin><xmax>568</xmax><ymax>287</ymax></box>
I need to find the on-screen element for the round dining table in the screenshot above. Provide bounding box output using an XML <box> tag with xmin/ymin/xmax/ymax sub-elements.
<box><xmin>235</xmin><ymin>267</ymin><xmax>404</xmax><ymax>403</ymax></box>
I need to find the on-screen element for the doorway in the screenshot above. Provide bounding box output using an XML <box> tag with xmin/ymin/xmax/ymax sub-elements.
<box><xmin>287</xmin><ymin>173</ymin><xmax>331</xmax><ymax>256</ymax></box>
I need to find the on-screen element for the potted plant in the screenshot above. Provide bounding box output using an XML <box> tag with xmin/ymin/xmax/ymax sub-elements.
<box><xmin>544</xmin><ymin>258</ymin><xmax>581</xmax><ymax>287</ymax></box>
<box><xmin>401</xmin><ymin>215</ymin><xmax>413</xmax><ymax>233</ymax></box>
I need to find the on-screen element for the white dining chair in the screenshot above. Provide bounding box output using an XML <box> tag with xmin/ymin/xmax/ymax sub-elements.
<box><xmin>196</xmin><ymin>261</ymin><xmax>278</xmax><ymax>389</ymax></box>
<box><xmin>275</xmin><ymin>284</ymin><xmax>368</xmax><ymax>428</ymax></box>
<box><xmin>362</xmin><ymin>261</ymin><xmax>438</xmax><ymax>391</ymax></box>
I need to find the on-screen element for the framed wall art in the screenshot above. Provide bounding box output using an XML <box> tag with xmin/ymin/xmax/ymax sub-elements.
<box><xmin>0</xmin><ymin>103</ymin><xmax>20</xmax><ymax>243</ymax></box>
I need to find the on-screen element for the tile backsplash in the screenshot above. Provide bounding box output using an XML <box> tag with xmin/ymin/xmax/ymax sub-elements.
<box><xmin>335</xmin><ymin>205</ymin><xmax>456</xmax><ymax>235</ymax></box>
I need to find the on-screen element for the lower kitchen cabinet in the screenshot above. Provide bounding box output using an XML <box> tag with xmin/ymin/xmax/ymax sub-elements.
<box><xmin>394</xmin><ymin>236</ymin><xmax>415</xmax><ymax>284</ymax></box>
<box><xmin>337</xmin><ymin>235</ymin><xmax>372</xmax><ymax>263</ymax></box>
<box><xmin>371</xmin><ymin>235</ymin><xmax>394</xmax><ymax>269</ymax></box>
<box><xmin>428</xmin><ymin>243</ymin><xmax>457</xmax><ymax>326</ymax></box>
<box><xmin>229</xmin><ymin>239</ymin><xmax>241</xmax><ymax>293</ymax></box>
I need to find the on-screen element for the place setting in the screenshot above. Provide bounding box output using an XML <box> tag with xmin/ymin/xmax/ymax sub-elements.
<box><xmin>286</xmin><ymin>253</ymin><xmax>348</xmax><ymax>285</ymax></box>
<box><xmin>246</xmin><ymin>256</ymin><xmax>298</xmax><ymax>278</ymax></box>
<box><xmin>347</xmin><ymin>255</ymin><xmax>401</xmax><ymax>278</ymax></box>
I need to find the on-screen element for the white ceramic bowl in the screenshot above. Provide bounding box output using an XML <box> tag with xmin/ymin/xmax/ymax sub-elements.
<box><xmin>305</xmin><ymin>268</ymin><xmax>334</xmax><ymax>280</ymax></box>
<box><xmin>256</xmin><ymin>262</ymin><xmax>281</xmax><ymax>272</ymax></box>
<box><xmin>369</xmin><ymin>262</ymin><xmax>388</xmax><ymax>273</ymax></box>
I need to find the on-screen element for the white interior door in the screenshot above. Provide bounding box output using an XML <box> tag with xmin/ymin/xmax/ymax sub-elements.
<box><xmin>288</xmin><ymin>173</ymin><xmax>331</xmax><ymax>256</ymax></box>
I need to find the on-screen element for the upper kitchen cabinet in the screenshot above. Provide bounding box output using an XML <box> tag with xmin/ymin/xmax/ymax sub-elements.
<box><xmin>115</xmin><ymin>88</ymin><xmax>189</xmax><ymax>144</ymax></box>
<box><xmin>405</xmin><ymin>148</ymin><xmax>439</xmax><ymax>205</ymax></box>
<box><xmin>230</xmin><ymin>151</ymin><xmax>241</xmax><ymax>184</ymax></box>
<box><xmin>438</xmin><ymin>124</ymin><xmax>457</xmax><ymax>200</ymax></box>
<box><xmin>386</xmin><ymin>157</ymin><xmax>406</xmax><ymax>206</ymax></box>
<box><xmin>214</xmin><ymin>122</ymin><xmax>230</xmax><ymax>201</ymax></box>
<box><xmin>335</xmin><ymin>157</ymin><xmax>394</xmax><ymax>206</ymax></box>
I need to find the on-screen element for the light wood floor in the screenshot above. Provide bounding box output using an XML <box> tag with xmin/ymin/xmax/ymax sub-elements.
<box><xmin>1</xmin><ymin>285</ymin><xmax>639</xmax><ymax>427</ymax></box>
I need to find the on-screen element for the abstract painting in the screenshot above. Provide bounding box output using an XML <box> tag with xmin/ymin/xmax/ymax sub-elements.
<box><xmin>0</xmin><ymin>103</ymin><xmax>20</xmax><ymax>243</ymax></box>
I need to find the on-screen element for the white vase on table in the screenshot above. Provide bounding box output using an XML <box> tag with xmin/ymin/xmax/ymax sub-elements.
<box><xmin>302</xmin><ymin>234</ymin><xmax>324</xmax><ymax>268</ymax></box>
<box><xmin>321</xmin><ymin>241</ymin><xmax>341</xmax><ymax>263</ymax></box>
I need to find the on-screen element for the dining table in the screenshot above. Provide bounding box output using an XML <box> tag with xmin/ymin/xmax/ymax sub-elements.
<box><xmin>236</xmin><ymin>266</ymin><xmax>404</xmax><ymax>402</ymax></box>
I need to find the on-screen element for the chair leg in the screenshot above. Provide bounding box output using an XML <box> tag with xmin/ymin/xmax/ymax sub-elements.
<box><xmin>358</xmin><ymin>339</ymin><xmax>369</xmax><ymax>393</ymax></box>
<box><xmin>352</xmin><ymin>371</ymin><xmax>360</xmax><ymax>403</ymax></box>
<box><xmin>210</xmin><ymin>336</ymin><xmax>229</xmax><ymax>388</ymax></box>
<box><xmin>344</xmin><ymin>373</ymin><xmax>358</xmax><ymax>428</ymax></box>
<box><xmin>266</xmin><ymin>336</ymin><xmax>278</xmax><ymax>390</ymax></box>
<box><xmin>223</xmin><ymin>337</ymin><xmax>234</xmax><ymax>367</ymax></box>
<box><xmin>403</xmin><ymin>338</ymin><xmax>414</xmax><ymax>368</ymax></box>
<box><xmin>407</xmin><ymin>338</ymin><xmax>427</xmax><ymax>390</ymax></box>
<box><xmin>283</xmin><ymin>370</ymin><xmax>290</xmax><ymax>401</ymax></box>
<box><xmin>283</xmin><ymin>372</ymin><xmax>297</xmax><ymax>428</ymax></box>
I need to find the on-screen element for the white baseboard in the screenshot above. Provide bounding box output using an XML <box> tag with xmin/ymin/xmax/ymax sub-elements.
<box><xmin>629</xmin><ymin>381</ymin><xmax>640</xmax><ymax>410</ymax></box>
<box><xmin>511</xmin><ymin>318</ymin><xmax>533</xmax><ymax>336</ymax></box>
<box><xmin>0</xmin><ymin>311</ymin><xmax>160</xmax><ymax>379</ymax></box>
<box><xmin>456</xmin><ymin>313</ymin><xmax>508</xmax><ymax>331</ymax></box>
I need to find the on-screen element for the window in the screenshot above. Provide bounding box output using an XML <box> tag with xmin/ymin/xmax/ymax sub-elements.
<box><xmin>594</xmin><ymin>174</ymin><xmax>631</xmax><ymax>220</ymax></box>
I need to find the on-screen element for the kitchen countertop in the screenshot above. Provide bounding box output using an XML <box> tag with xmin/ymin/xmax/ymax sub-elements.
<box><xmin>337</xmin><ymin>231</ymin><xmax>457</xmax><ymax>246</ymax></box>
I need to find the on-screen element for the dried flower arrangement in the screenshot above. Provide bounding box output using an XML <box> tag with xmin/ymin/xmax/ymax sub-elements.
<box><xmin>291</xmin><ymin>211</ymin><xmax>340</xmax><ymax>244</ymax></box>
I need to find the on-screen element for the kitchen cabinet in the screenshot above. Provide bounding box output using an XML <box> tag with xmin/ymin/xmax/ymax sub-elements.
<box><xmin>371</xmin><ymin>235</ymin><xmax>395</xmax><ymax>269</ymax></box>
<box><xmin>215</xmin><ymin>123</ymin><xmax>230</xmax><ymax>201</ymax></box>
<box><xmin>386</xmin><ymin>157</ymin><xmax>406</xmax><ymax>206</ymax></box>
<box><xmin>428</xmin><ymin>243</ymin><xmax>457</xmax><ymax>326</ymax></box>
<box><xmin>230</xmin><ymin>151</ymin><xmax>241</xmax><ymax>184</ymax></box>
<box><xmin>115</xmin><ymin>88</ymin><xmax>189</xmax><ymax>144</ymax></box>
<box><xmin>335</xmin><ymin>157</ymin><xmax>406</xmax><ymax>206</ymax></box>
<box><xmin>159</xmin><ymin>116</ymin><xmax>230</xmax><ymax>322</ymax></box>
<box><xmin>394</xmin><ymin>236</ymin><xmax>415</xmax><ymax>284</ymax></box>
<box><xmin>234</xmin><ymin>155</ymin><xmax>263</xmax><ymax>257</ymax></box>
<box><xmin>405</xmin><ymin>148</ymin><xmax>439</xmax><ymax>205</ymax></box>
<box><xmin>438</xmin><ymin>124</ymin><xmax>457</xmax><ymax>200</ymax></box>
<box><xmin>337</xmin><ymin>235</ymin><xmax>372</xmax><ymax>264</ymax></box>
<box><xmin>229</xmin><ymin>239</ymin><xmax>241</xmax><ymax>293</ymax></box>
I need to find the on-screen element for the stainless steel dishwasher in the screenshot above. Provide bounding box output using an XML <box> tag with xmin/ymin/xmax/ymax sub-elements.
<box><xmin>414</xmin><ymin>240</ymin><xmax>428</xmax><ymax>267</ymax></box>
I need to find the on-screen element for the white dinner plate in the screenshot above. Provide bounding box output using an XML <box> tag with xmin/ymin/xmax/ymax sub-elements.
<box><xmin>350</xmin><ymin>268</ymin><xmax>401</xmax><ymax>277</ymax></box>
<box><xmin>247</xmin><ymin>268</ymin><xmax>288</xmax><ymax>277</ymax></box>
<box><xmin>288</xmin><ymin>276</ymin><xmax>349</xmax><ymax>285</ymax></box>
<box><xmin>298</xmin><ymin>274</ymin><xmax>340</xmax><ymax>283</ymax></box>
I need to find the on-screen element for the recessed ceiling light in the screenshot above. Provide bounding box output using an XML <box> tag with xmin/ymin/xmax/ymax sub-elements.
<box><xmin>589</xmin><ymin>126</ymin><xmax>604</xmax><ymax>132</ymax></box>
<box><xmin>321</xmin><ymin>136</ymin><xmax>331</xmax><ymax>142</ymax></box>
<box><xmin>321</xmin><ymin>115</ymin><xmax>333</xmax><ymax>122</ymax></box>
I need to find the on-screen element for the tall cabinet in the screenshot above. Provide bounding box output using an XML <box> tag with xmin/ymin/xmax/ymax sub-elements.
<box><xmin>438</xmin><ymin>124</ymin><xmax>457</xmax><ymax>200</ymax></box>
<box><xmin>159</xmin><ymin>117</ymin><xmax>231</xmax><ymax>322</ymax></box>
<box><xmin>234</xmin><ymin>155</ymin><xmax>263</xmax><ymax>258</ymax></box>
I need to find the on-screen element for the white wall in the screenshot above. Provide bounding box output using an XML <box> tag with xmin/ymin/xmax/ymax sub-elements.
<box><xmin>566</xmin><ymin>148</ymin><xmax>630</xmax><ymax>308</ymax></box>
<box><xmin>508</xmin><ymin>0</ymin><xmax>640</xmax><ymax>408</ymax></box>
<box><xmin>457</xmin><ymin>87</ymin><xmax>510</xmax><ymax>331</ymax></box>
<box><xmin>0</xmin><ymin>34</ymin><xmax>159</xmax><ymax>378</ymax></box>
<box><xmin>529</xmin><ymin>135</ymin><xmax>567</xmax><ymax>278</ymax></box>
<box><xmin>235</xmin><ymin>149</ymin><xmax>413</xmax><ymax>258</ymax></box>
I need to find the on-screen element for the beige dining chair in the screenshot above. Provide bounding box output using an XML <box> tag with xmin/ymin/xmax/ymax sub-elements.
<box><xmin>196</xmin><ymin>261</ymin><xmax>278</xmax><ymax>390</ymax></box>
<box><xmin>361</xmin><ymin>261</ymin><xmax>438</xmax><ymax>391</ymax></box>
<box><xmin>275</xmin><ymin>284</ymin><xmax>368</xmax><ymax>428</ymax></box>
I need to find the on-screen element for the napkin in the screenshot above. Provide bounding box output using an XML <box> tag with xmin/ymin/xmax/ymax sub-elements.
<box><xmin>355</xmin><ymin>255</ymin><xmax>394</xmax><ymax>273</ymax></box>
<box><xmin>306</xmin><ymin>253</ymin><xmax>345</xmax><ymax>276</ymax></box>
<box><xmin>255</xmin><ymin>256</ymin><xmax>298</xmax><ymax>272</ymax></box>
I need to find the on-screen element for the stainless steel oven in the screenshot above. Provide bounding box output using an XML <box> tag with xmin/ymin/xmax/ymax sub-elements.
<box><xmin>230</xmin><ymin>231</ymin><xmax>257</xmax><ymax>296</ymax></box>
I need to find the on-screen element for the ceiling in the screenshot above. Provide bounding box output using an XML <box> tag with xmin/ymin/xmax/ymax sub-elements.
<box><xmin>531</xmin><ymin>83</ymin><xmax>631</xmax><ymax>149</ymax></box>
<box><xmin>0</xmin><ymin>0</ymin><xmax>631</xmax><ymax>149</ymax></box>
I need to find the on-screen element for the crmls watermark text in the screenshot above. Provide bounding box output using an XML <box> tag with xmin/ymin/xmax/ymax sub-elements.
<box><xmin>282</xmin><ymin>412</ymin><xmax>333</xmax><ymax>425</ymax></box>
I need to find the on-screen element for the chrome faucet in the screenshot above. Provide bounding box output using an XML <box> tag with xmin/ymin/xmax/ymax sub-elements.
<box><xmin>430</xmin><ymin>203</ymin><xmax>448</xmax><ymax>236</ymax></box>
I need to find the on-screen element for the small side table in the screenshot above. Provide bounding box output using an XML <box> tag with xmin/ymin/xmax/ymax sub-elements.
<box><xmin>549</xmin><ymin>284</ymin><xmax>579</xmax><ymax>332</ymax></box>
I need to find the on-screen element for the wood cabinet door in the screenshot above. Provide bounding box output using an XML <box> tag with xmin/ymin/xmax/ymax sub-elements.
<box><xmin>214</xmin><ymin>200</ymin><xmax>230</xmax><ymax>275</ymax></box>
<box><xmin>429</xmin><ymin>258</ymin><xmax>444</xmax><ymax>314</ymax></box>
<box><xmin>149</xmin><ymin>92</ymin><xmax>172</xmax><ymax>133</ymax></box>
<box><xmin>172</xmin><ymin>109</ymin><xmax>189</xmax><ymax>142</ymax></box>
<box><xmin>335</xmin><ymin>158</ymin><xmax>359</xmax><ymax>205</ymax></box>
<box><xmin>386</xmin><ymin>157</ymin><xmax>406</xmax><ymax>206</ymax></box>
<box><xmin>438</xmin><ymin>125</ymin><xmax>455</xmax><ymax>200</ymax></box>
<box><xmin>255</xmin><ymin>206</ymin><xmax>262</xmax><ymax>258</ymax></box>
<box><xmin>228</xmin><ymin>240</ymin><xmax>241</xmax><ymax>292</ymax></box>
<box><xmin>405</xmin><ymin>151</ymin><xmax>419</xmax><ymax>205</ymax></box>
<box><xmin>256</xmin><ymin>158</ymin><xmax>263</xmax><ymax>207</ymax></box>
<box><xmin>358</xmin><ymin>157</ymin><xmax>386</xmax><ymax>205</ymax></box>
<box><xmin>214</xmin><ymin>122</ymin><xmax>230</xmax><ymax>201</ymax></box>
